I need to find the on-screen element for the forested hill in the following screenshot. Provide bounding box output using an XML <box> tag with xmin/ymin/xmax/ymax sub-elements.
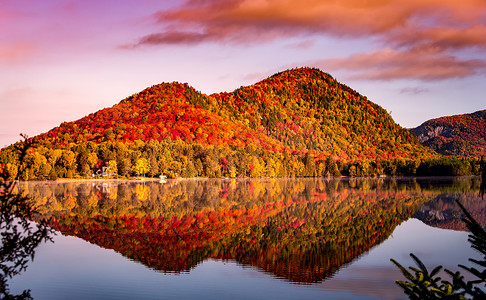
<box><xmin>210</xmin><ymin>68</ymin><xmax>429</xmax><ymax>160</ymax></box>
<box><xmin>410</xmin><ymin>110</ymin><xmax>486</xmax><ymax>157</ymax></box>
<box><xmin>35</xmin><ymin>67</ymin><xmax>426</xmax><ymax>160</ymax></box>
<box><xmin>1</xmin><ymin>68</ymin><xmax>441</xmax><ymax>180</ymax></box>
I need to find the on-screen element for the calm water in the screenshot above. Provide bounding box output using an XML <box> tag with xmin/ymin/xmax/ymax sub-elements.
<box><xmin>6</xmin><ymin>177</ymin><xmax>486</xmax><ymax>299</ymax></box>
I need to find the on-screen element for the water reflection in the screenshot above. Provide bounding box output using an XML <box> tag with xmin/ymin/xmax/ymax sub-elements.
<box><xmin>20</xmin><ymin>177</ymin><xmax>484</xmax><ymax>284</ymax></box>
<box><xmin>415</xmin><ymin>193</ymin><xmax>486</xmax><ymax>231</ymax></box>
<box><xmin>1</xmin><ymin>179</ymin><xmax>53</xmax><ymax>299</ymax></box>
<box><xmin>414</xmin><ymin>177</ymin><xmax>486</xmax><ymax>231</ymax></box>
<box><xmin>480</xmin><ymin>177</ymin><xmax>486</xmax><ymax>199</ymax></box>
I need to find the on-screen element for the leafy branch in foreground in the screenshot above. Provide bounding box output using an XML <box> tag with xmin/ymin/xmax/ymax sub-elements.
<box><xmin>391</xmin><ymin>200</ymin><xmax>486</xmax><ymax>299</ymax></box>
<box><xmin>1</xmin><ymin>134</ymin><xmax>54</xmax><ymax>299</ymax></box>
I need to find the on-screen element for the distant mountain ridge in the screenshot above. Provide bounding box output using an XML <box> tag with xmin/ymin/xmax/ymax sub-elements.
<box><xmin>410</xmin><ymin>110</ymin><xmax>486</xmax><ymax>157</ymax></box>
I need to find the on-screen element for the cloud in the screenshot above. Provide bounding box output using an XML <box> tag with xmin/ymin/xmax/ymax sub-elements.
<box><xmin>137</xmin><ymin>31</ymin><xmax>213</xmax><ymax>45</ymax></box>
<box><xmin>288</xmin><ymin>40</ymin><xmax>315</xmax><ymax>49</ymax></box>
<box><xmin>316</xmin><ymin>47</ymin><xmax>486</xmax><ymax>81</ymax></box>
<box><xmin>124</xmin><ymin>0</ymin><xmax>486</xmax><ymax>81</ymax></box>
<box><xmin>389</xmin><ymin>24</ymin><xmax>486</xmax><ymax>50</ymax></box>
<box><xmin>0</xmin><ymin>43</ymin><xmax>34</xmax><ymax>63</ymax></box>
<box><xmin>399</xmin><ymin>87</ymin><xmax>429</xmax><ymax>95</ymax></box>
<box><xmin>242</xmin><ymin>71</ymin><xmax>274</xmax><ymax>82</ymax></box>
<box><xmin>130</xmin><ymin>0</ymin><xmax>486</xmax><ymax>45</ymax></box>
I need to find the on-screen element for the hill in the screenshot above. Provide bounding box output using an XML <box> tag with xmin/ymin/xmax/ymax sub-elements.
<box><xmin>0</xmin><ymin>67</ymin><xmax>451</xmax><ymax>180</ymax></box>
<box><xmin>410</xmin><ymin>110</ymin><xmax>486</xmax><ymax>157</ymax></box>
<box><xmin>37</xmin><ymin>68</ymin><xmax>426</xmax><ymax>158</ymax></box>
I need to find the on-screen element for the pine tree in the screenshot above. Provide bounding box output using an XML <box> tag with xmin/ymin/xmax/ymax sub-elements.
<box><xmin>391</xmin><ymin>200</ymin><xmax>486</xmax><ymax>299</ymax></box>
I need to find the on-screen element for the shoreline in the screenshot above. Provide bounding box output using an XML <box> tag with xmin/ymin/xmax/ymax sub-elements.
<box><xmin>16</xmin><ymin>177</ymin><xmax>167</xmax><ymax>184</ymax></box>
<box><xmin>13</xmin><ymin>174</ymin><xmax>482</xmax><ymax>184</ymax></box>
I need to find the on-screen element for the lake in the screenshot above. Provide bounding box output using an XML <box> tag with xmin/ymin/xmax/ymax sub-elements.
<box><xmin>6</xmin><ymin>177</ymin><xmax>486</xmax><ymax>299</ymax></box>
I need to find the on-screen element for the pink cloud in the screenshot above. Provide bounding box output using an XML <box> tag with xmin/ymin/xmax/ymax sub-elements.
<box><xmin>131</xmin><ymin>0</ymin><xmax>486</xmax><ymax>45</ymax></box>
<box><xmin>138</xmin><ymin>31</ymin><xmax>212</xmax><ymax>45</ymax></box>
<box><xmin>124</xmin><ymin>0</ymin><xmax>486</xmax><ymax>81</ymax></box>
<box><xmin>389</xmin><ymin>24</ymin><xmax>486</xmax><ymax>50</ymax></box>
<box><xmin>0</xmin><ymin>43</ymin><xmax>34</xmax><ymax>63</ymax></box>
<box><xmin>317</xmin><ymin>47</ymin><xmax>486</xmax><ymax>81</ymax></box>
<box><xmin>289</xmin><ymin>40</ymin><xmax>315</xmax><ymax>49</ymax></box>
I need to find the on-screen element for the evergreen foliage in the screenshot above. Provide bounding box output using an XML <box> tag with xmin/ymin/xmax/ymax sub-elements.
<box><xmin>391</xmin><ymin>200</ymin><xmax>486</xmax><ymax>299</ymax></box>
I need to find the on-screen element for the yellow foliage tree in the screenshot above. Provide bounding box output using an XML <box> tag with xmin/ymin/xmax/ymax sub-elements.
<box><xmin>134</xmin><ymin>158</ymin><xmax>150</xmax><ymax>177</ymax></box>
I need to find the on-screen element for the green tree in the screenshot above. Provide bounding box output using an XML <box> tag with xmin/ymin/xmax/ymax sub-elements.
<box><xmin>117</xmin><ymin>158</ymin><xmax>131</xmax><ymax>177</ymax></box>
<box><xmin>325</xmin><ymin>156</ymin><xmax>341</xmax><ymax>176</ymax></box>
<box><xmin>182</xmin><ymin>160</ymin><xmax>196</xmax><ymax>178</ymax></box>
<box><xmin>302</xmin><ymin>153</ymin><xmax>316</xmax><ymax>177</ymax></box>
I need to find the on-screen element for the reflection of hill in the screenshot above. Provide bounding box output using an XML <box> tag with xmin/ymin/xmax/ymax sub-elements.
<box><xmin>414</xmin><ymin>193</ymin><xmax>486</xmax><ymax>231</ymax></box>
<box><xmin>210</xmin><ymin>192</ymin><xmax>426</xmax><ymax>283</ymax></box>
<box><xmin>23</xmin><ymin>178</ymin><xmax>475</xmax><ymax>283</ymax></box>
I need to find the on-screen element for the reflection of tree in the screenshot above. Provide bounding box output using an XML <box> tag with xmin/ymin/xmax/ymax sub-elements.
<box><xmin>36</xmin><ymin>178</ymin><xmax>436</xmax><ymax>283</ymax></box>
<box><xmin>1</xmin><ymin>136</ymin><xmax>53</xmax><ymax>299</ymax></box>
<box><xmin>480</xmin><ymin>177</ymin><xmax>485</xmax><ymax>200</ymax></box>
<box><xmin>21</xmin><ymin>177</ymin><xmax>482</xmax><ymax>284</ymax></box>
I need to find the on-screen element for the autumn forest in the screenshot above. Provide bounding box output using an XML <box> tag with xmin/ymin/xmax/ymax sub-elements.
<box><xmin>0</xmin><ymin>68</ymin><xmax>483</xmax><ymax>180</ymax></box>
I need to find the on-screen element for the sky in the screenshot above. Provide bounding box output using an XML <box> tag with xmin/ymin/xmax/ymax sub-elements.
<box><xmin>1</xmin><ymin>0</ymin><xmax>486</xmax><ymax>148</ymax></box>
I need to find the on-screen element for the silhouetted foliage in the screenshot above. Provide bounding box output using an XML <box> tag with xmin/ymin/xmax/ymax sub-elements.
<box><xmin>0</xmin><ymin>135</ymin><xmax>54</xmax><ymax>299</ymax></box>
<box><xmin>391</xmin><ymin>200</ymin><xmax>486</xmax><ymax>299</ymax></box>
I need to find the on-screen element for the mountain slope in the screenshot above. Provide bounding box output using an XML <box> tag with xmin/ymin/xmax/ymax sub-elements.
<box><xmin>42</xmin><ymin>82</ymin><xmax>283</xmax><ymax>151</ymax></box>
<box><xmin>410</xmin><ymin>110</ymin><xmax>486</xmax><ymax>157</ymax></box>
<box><xmin>209</xmin><ymin>68</ymin><xmax>429</xmax><ymax>160</ymax></box>
<box><xmin>1</xmin><ymin>68</ymin><xmax>440</xmax><ymax>179</ymax></box>
<box><xmin>37</xmin><ymin>68</ymin><xmax>431</xmax><ymax>160</ymax></box>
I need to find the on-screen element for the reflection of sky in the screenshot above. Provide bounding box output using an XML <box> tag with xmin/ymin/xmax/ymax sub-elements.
<box><xmin>9</xmin><ymin>234</ymin><xmax>369</xmax><ymax>300</ymax></box>
<box><xmin>315</xmin><ymin>218</ymin><xmax>480</xmax><ymax>299</ymax></box>
<box><xmin>357</xmin><ymin>218</ymin><xmax>476</xmax><ymax>266</ymax></box>
<box><xmin>9</xmin><ymin>218</ymin><xmax>480</xmax><ymax>299</ymax></box>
